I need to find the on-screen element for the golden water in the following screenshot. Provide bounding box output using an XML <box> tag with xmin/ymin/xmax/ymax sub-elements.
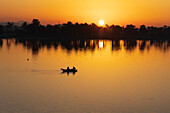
<box><xmin>0</xmin><ymin>39</ymin><xmax>170</xmax><ymax>113</ymax></box>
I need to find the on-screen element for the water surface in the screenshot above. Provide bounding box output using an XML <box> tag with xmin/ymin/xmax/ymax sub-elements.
<box><xmin>0</xmin><ymin>39</ymin><xmax>170</xmax><ymax>113</ymax></box>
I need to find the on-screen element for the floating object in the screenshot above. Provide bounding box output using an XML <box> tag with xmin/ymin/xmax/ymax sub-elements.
<box><xmin>61</xmin><ymin>68</ymin><xmax>77</xmax><ymax>72</ymax></box>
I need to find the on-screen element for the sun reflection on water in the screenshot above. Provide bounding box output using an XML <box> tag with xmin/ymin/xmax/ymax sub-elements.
<box><xmin>99</xmin><ymin>41</ymin><xmax>104</xmax><ymax>48</ymax></box>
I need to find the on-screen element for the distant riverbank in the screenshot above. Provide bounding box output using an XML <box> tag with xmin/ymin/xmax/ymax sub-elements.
<box><xmin>0</xmin><ymin>19</ymin><xmax>170</xmax><ymax>40</ymax></box>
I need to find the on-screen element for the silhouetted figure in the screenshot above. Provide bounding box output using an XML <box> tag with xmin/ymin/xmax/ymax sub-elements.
<box><xmin>67</xmin><ymin>66</ymin><xmax>70</xmax><ymax>70</ymax></box>
<box><xmin>73</xmin><ymin>66</ymin><xmax>76</xmax><ymax>70</ymax></box>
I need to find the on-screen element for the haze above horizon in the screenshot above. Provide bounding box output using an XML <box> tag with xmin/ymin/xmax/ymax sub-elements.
<box><xmin>0</xmin><ymin>0</ymin><xmax>170</xmax><ymax>26</ymax></box>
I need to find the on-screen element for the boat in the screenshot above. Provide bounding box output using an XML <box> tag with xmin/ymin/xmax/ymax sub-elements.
<box><xmin>61</xmin><ymin>68</ymin><xmax>77</xmax><ymax>72</ymax></box>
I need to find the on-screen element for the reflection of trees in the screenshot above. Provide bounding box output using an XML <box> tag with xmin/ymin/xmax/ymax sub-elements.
<box><xmin>124</xmin><ymin>40</ymin><xmax>137</xmax><ymax>51</ymax></box>
<box><xmin>153</xmin><ymin>40</ymin><xmax>170</xmax><ymax>52</ymax></box>
<box><xmin>0</xmin><ymin>39</ymin><xmax>3</xmax><ymax>48</ymax></box>
<box><xmin>6</xmin><ymin>39</ymin><xmax>11</xmax><ymax>49</ymax></box>
<box><xmin>53</xmin><ymin>41</ymin><xmax>59</xmax><ymax>50</ymax></box>
<box><xmin>154</xmin><ymin>40</ymin><xmax>164</xmax><ymax>48</ymax></box>
<box><xmin>14</xmin><ymin>39</ymin><xmax>98</xmax><ymax>55</ymax></box>
<box><xmin>112</xmin><ymin>40</ymin><xmax>121</xmax><ymax>51</ymax></box>
<box><xmin>60</xmin><ymin>40</ymin><xmax>96</xmax><ymax>52</ymax></box>
<box><xmin>1</xmin><ymin>39</ymin><xmax>166</xmax><ymax>55</ymax></box>
<box><xmin>139</xmin><ymin>41</ymin><xmax>146</xmax><ymax>51</ymax></box>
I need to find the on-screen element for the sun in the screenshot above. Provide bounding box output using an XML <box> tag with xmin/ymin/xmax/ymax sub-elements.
<box><xmin>99</xmin><ymin>20</ymin><xmax>104</xmax><ymax>26</ymax></box>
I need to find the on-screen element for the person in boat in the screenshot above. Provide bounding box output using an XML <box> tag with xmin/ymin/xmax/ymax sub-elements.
<box><xmin>67</xmin><ymin>66</ymin><xmax>70</xmax><ymax>70</ymax></box>
<box><xmin>73</xmin><ymin>66</ymin><xmax>76</xmax><ymax>70</ymax></box>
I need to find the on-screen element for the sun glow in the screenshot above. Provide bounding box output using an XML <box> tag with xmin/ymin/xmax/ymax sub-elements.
<box><xmin>99</xmin><ymin>41</ymin><xmax>104</xmax><ymax>48</ymax></box>
<box><xmin>99</xmin><ymin>20</ymin><xmax>104</xmax><ymax>26</ymax></box>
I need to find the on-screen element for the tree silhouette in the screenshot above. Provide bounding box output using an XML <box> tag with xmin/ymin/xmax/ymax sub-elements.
<box><xmin>21</xmin><ymin>22</ymin><xmax>28</xmax><ymax>28</ymax></box>
<box><xmin>0</xmin><ymin>19</ymin><xmax>170</xmax><ymax>40</ymax></box>
<box><xmin>139</xmin><ymin>25</ymin><xmax>147</xmax><ymax>37</ymax></box>
<box><xmin>124</xmin><ymin>24</ymin><xmax>138</xmax><ymax>38</ymax></box>
<box><xmin>32</xmin><ymin>19</ymin><xmax>40</xmax><ymax>26</ymax></box>
<box><xmin>0</xmin><ymin>25</ymin><xmax>3</xmax><ymax>34</ymax></box>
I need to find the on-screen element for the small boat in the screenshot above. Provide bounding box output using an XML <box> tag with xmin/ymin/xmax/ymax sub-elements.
<box><xmin>61</xmin><ymin>68</ymin><xmax>77</xmax><ymax>72</ymax></box>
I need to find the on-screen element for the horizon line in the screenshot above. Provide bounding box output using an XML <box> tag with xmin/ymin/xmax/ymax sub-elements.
<box><xmin>0</xmin><ymin>19</ymin><xmax>170</xmax><ymax>28</ymax></box>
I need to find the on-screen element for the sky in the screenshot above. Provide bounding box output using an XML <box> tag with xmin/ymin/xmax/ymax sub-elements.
<box><xmin>0</xmin><ymin>0</ymin><xmax>170</xmax><ymax>26</ymax></box>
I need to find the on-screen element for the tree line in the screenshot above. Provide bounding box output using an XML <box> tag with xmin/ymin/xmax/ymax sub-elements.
<box><xmin>0</xmin><ymin>19</ymin><xmax>170</xmax><ymax>40</ymax></box>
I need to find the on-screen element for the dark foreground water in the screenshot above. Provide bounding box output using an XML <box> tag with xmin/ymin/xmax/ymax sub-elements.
<box><xmin>0</xmin><ymin>39</ymin><xmax>170</xmax><ymax>113</ymax></box>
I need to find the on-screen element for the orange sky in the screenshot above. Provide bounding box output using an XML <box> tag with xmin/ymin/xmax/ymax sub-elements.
<box><xmin>0</xmin><ymin>0</ymin><xmax>170</xmax><ymax>26</ymax></box>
